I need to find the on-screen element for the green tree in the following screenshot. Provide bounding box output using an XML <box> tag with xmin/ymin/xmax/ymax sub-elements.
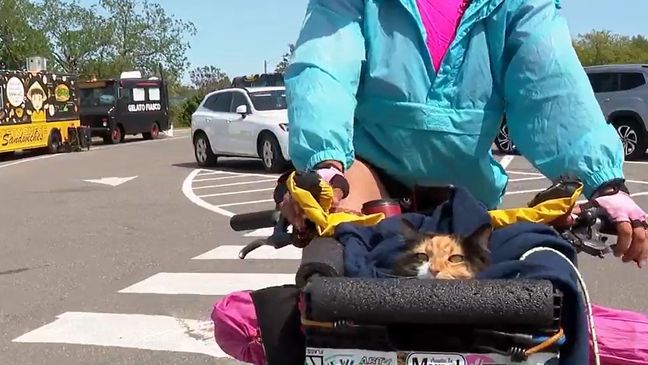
<box><xmin>0</xmin><ymin>0</ymin><xmax>50</xmax><ymax>69</ymax></box>
<box><xmin>573</xmin><ymin>30</ymin><xmax>648</xmax><ymax>66</ymax></box>
<box><xmin>98</xmin><ymin>0</ymin><xmax>197</xmax><ymax>78</ymax></box>
<box><xmin>32</xmin><ymin>0</ymin><xmax>108</xmax><ymax>75</ymax></box>
<box><xmin>274</xmin><ymin>43</ymin><xmax>295</xmax><ymax>73</ymax></box>
<box><xmin>170</xmin><ymin>66</ymin><xmax>231</xmax><ymax>127</ymax></box>
<box><xmin>189</xmin><ymin>65</ymin><xmax>231</xmax><ymax>93</ymax></box>
<box><xmin>31</xmin><ymin>0</ymin><xmax>197</xmax><ymax>80</ymax></box>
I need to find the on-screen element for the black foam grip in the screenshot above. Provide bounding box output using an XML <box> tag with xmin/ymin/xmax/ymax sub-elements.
<box><xmin>304</xmin><ymin>277</ymin><xmax>558</xmax><ymax>327</ymax></box>
<box><xmin>295</xmin><ymin>238</ymin><xmax>345</xmax><ymax>288</ymax></box>
<box><xmin>229</xmin><ymin>210</ymin><xmax>280</xmax><ymax>231</ymax></box>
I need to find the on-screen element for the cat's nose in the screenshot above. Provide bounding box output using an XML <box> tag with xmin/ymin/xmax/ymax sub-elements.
<box><xmin>429</xmin><ymin>270</ymin><xmax>439</xmax><ymax>277</ymax></box>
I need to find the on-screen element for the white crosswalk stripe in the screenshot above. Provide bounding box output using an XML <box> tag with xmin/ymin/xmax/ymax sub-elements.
<box><xmin>12</xmin><ymin>312</ymin><xmax>225</xmax><ymax>358</ymax></box>
<box><xmin>14</xmin><ymin>168</ymin><xmax>291</xmax><ymax>361</ymax></box>
<box><xmin>118</xmin><ymin>273</ymin><xmax>295</xmax><ymax>296</ymax></box>
<box><xmin>12</xmin><ymin>233</ymin><xmax>297</xmax><ymax>361</ymax></box>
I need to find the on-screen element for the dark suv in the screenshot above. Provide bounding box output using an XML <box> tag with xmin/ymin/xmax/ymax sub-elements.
<box><xmin>495</xmin><ymin>64</ymin><xmax>648</xmax><ymax>160</ymax></box>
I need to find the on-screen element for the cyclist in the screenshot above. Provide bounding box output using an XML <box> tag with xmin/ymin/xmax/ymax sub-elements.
<box><xmin>280</xmin><ymin>0</ymin><xmax>648</xmax><ymax>267</ymax></box>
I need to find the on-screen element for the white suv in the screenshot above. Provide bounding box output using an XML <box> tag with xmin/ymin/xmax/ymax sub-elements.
<box><xmin>191</xmin><ymin>86</ymin><xmax>291</xmax><ymax>172</ymax></box>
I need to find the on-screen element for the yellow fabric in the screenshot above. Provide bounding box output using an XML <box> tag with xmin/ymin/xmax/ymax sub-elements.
<box><xmin>285</xmin><ymin>171</ymin><xmax>385</xmax><ymax>236</ymax></box>
<box><xmin>286</xmin><ymin>170</ymin><xmax>583</xmax><ymax>234</ymax></box>
<box><xmin>488</xmin><ymin>184</ymin><xmax>583</xmax><ymax>228</ymax></box>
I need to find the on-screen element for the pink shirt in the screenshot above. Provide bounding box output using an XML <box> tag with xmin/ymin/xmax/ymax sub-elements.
<box><xmin>415</xmin><ymin>0</ymin><xmax>468</xmax><ymax>72</ymax></box>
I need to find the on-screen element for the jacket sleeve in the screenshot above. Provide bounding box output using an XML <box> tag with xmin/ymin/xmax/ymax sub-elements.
<box><xmin>502</xmin><ymin>0</ymin><xmax>625</xmax><ymax>198</ymax></box>
<box><xmin>284</xmin><ymin>0</ymin><xmax>365</xmax><ymax>171</ymax></box>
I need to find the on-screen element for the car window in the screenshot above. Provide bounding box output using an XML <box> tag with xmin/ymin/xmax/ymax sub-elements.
<box><xmin>619</xmin><ymin>72</ymin><xmax>646</xmax><ymax>91</ymax></box>
<box><xmin>79</xmin><ymin>85</ymin><xmax>116</xmax><ymax>107</ymax></box>
<box><xmin>132</xmin><ymin>88</ymin><xmax>146</xmax><ymax>102</ymax></box>
<box><xmin>202</xmin><ymin>94</ymin><xmax>220</xmax><ymax>111</ymax></box>
<box><xmin>230</xmin><ymin>91</ymin><xmax>249</xmax><ymax>112</ymax></box>
<box><xmin>148</xmin><ymin>87</ymin><xmax>161</xmax><ymax>101</ymax></box>
<box><xmin>587</xmin><ymin>72</ymin><xmax>618</xmax><ymax>93</ymax></box>
<box><xmin>211</xmin><ymin>92</ymin><xmax>232</xmax><ymax>112</ymax></box>
<box><xmin>249</xmin><ymin>90</ymin><xmax>287</xmax><ymax>111</ymax></box>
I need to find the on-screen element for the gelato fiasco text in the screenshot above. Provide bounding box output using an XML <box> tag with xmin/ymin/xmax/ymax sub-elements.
<box><xmin>127</xmin><ymin>103</ymin><xmax>162</xmax><ymax>112</ymax></box>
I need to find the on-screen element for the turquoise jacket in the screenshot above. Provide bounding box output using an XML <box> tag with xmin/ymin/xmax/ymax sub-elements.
<box><xmin>284</xmin><ymin>0</ymin><xmax>625</xmax><ymax>208</ymax></box>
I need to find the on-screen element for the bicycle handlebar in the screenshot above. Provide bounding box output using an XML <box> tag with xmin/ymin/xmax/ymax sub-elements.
<box><xmin>229</xmin><ymin>210</ymin><xmax>280</xmax><ymax>232</ymax></box>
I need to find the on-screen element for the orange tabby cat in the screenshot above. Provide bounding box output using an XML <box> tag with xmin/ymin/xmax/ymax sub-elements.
<box><xmin>391</xmin><ymin>218</ymin><xmax>492</xmax><ymax>279</ymax></box>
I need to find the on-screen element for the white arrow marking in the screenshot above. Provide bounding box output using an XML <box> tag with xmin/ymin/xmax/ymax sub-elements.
<box><xmin>83</xmin><ymin>176</ymin><xmax>138</xmax><ymax>187</ymax></box>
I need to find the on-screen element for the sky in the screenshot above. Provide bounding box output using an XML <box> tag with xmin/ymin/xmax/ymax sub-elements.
<box><xmin>80</xmin><ymin>0</ymin><xmax>646</xmax><ymax>84</ymax></box>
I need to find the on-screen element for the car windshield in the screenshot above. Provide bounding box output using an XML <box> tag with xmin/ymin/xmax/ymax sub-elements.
<box><xmin>249</xmin><ymin>90</ymin><xmax>287</xmax><ymax>111</ymax></box>
<box><xmin>79</xmin><ymin>85</ymin><xmax>116</xmax><ymax>107</ymax></box>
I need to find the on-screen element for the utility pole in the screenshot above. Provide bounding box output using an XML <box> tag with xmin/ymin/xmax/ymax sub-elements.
<box><xmin>264</xmin><ymin>60</ymin><xmax>267</xmax><ymax>74</ymax></box>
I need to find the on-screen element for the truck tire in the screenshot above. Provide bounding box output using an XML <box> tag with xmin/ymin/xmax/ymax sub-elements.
<box><xmin>143</xmin><ymin>122</ymin><xmax>160</xmax><ymax>140</ymax></box>
<box><xmin>47</xmin><ymin>129</ymin><xmax>62</xmax><ymax>154</ymax></box>
<box><xmin>104</xmin><ymin>124</ymin><xmax>123</xmax><ymax>144</ymax></box>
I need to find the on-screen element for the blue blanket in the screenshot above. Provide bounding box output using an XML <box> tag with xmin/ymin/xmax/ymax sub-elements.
<box><xmin>334</xmin><ymin>187</ymin><xmax>587</xmax><ymax>365</ymax></box>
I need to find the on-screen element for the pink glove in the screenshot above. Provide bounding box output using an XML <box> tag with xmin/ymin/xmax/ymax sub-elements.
<box><xmin>594</xmin><ymin>191</ymin><xmax>647</xmax><ymax>224</ymax></box>
<box><xmin>315</xmin><ymin>166</ymin><xmax>349</xmax><ymax>199</ymax></box>
<box><xmin>315</xmin><ymin>166</ymin><xmax>344</xmax><ymax>183</ymax></box>
<box><xmin>593</xmin><ymin>191</ymin><xmax>648</xmax><ymax>267</ymax></box>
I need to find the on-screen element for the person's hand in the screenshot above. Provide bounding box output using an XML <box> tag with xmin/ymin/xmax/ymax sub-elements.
<box><xmin>278</xmin><ymin>164</ymin><xmax>348</xmax><ymax>232</ymax></box>
<box><xmin>592</xmin><ymin>191</ymin><xmax>648</xmax><ymax>267</ymax></box>
<box><xmin>279</xmin><ymin>188</ymin><xmax>346</xmax><ymax>231</ymax></box>
<box><xmin>279</xmin><ymin>192</ymin><xmax>306</xmax><ymax>232</ymax></box>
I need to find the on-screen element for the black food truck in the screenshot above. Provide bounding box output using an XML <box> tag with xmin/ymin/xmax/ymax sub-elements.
<box><xmin>78</xmin><ymin>71</ymin><xmax>169</xmax><ymax>144</ymax></box>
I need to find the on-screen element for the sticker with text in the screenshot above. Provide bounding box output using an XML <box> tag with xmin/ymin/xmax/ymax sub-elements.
<box><xmin>306</xmin><ymin>347</ymin><xmax>397</xmax><ymax>365</ymax></box>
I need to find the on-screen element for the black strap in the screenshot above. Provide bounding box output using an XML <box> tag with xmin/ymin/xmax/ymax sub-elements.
<box><xmin>590</xmin><ymin>178</ymin><xmax>630</xmax><ymax>200</ymax></box>
<box><xmin>250</xmin><ymin>285</ymin><xmax>305</xmax><ymax>365</ymax></box>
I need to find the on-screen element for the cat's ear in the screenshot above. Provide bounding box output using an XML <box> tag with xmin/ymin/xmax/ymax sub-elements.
<box><xmin>466</xmin><ymin>223</ymin><xmax>492</xmax><ymax>252</ymax></box>
<box><xmin>400</xmin><ymin>218</ymin><xmax>420</xmax><ymax>241</ymax></box>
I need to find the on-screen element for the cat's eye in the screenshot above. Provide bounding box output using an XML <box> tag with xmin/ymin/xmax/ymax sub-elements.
<box><xmin>448</xmin><ymin>254</ymin><xmax>465</xmax><ymax>263</ymax></box>
<box><xmin>415</xmin><ymin>253</ymin><xmax>428</xmax><ymax>261</ymax></box>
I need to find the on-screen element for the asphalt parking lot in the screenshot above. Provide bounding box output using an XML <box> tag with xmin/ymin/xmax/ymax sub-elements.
<box><xmin>2</xmin><ymin>135</ymin><xmax>647</xmax><ymax>365</ymax></box>
<box><xmin>183</xmin><ymin>154</ymin><xmax>648</xmax><ymax>218</ymax></box>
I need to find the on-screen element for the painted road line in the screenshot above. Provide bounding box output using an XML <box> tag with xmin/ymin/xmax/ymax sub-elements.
<box><xmin>197</xmin><ymin>187</ymin><xmax>275</xmax><ymax>198</ymax></box>
<box><xmin>500</xmin><ymin>155</ymin><xmax>515</xmax><ymax>169</ymax></box>
<box><xmin>627</xmin><ymin>179</ymin><xmax>648</xmax><ymax>185</ymax></box>
<box><xmin>504</xmin><ymin>188</ymin><xmax>545</xmax><ymax>196</ymax></box>
<box><xmin>1</xmin><ymin>135</ymin><xmax>188</xmax><ymax>171</ymax></box>
<box><xmin>191</xmin><ymin>174</ymin><xmax>260</xmax><ymax>183</ymax></box>
<box><xmin>195</xmin><ymin>170</ymin><xmax>280</xmax><ymax>180</ymax></box>
<box><xmin>625</xmin><ymin>160</ymin><xmax>648</xmax><ymax>165</ymax></box>
<box><xmin>244</xmin><ymin>227</ymin><xmax>276</xmax><ymax>237</ymax></box>
<box><xmin>182</xmin><ymin>169</ymin><xmax>234</xmax><ymax>217</ymax></box>
<box><xmin>506</xmin><ymin>170</ymin><xmax>543</xmax><ymax>176</ymax></box>
<box><xmin>217</xmin><ymin>199</ymin><xmax>275</xmax><ymax>208</ymax></box>
<box><xmin>118</xmin><ymin>273</ymin><xmax>295</xmax><ymax>296</ymax></box>
<box><xmin>192</xmin><ymin>175</ymin><xmax>255</xmax><ymax>183</ymax></box>
<box><xmin>192</xmin><ymin>178</ymin><xmax>277</xmax><ymax>190</ymax></box>
<box><xmin>12</xmin><ymin>312</ymin><xmax>225</xmax><ymax>358</ymax></box>
<box><xmin>195</xmin><ymin>170</ymin><xmax>234</xmax><ymax>176</ymax></box>
<box><xmin>508</xmin><ymin>176</ymin><xmax>547</xmax><ymax>183</ymax></box>
<box><xmin>193</xmin><ymin>245</ymin><xmax>302</xmax><ymax>260</ymax></box>
<box><xmin>0</xmin><ymin>153</ymin><xmax>60</xmax><ymax>170</ymax></box>
<box><xmin>576</xmin><ymin>191</ymin><xmax>648</xmax><ymax>205</ymax></box>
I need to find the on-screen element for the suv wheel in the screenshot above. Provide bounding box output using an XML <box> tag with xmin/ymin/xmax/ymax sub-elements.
<box><xmin>494</xmin><ymin>122</ymin><xmax>516</xmax><ymax>154</ymax></box>
<box><xmin>194</xmin><ymin>132</ymin><xmax>218</xmax><ymax>167</ymax></box>
<box><xmin>258</xmin><ymin>133</ymin><xmax>288</xmax><ymax>173</ymax></box>
<box><xmin>614</xmin><ymin>120</ymin><xmax>647</xmax><ymax>160</ymax></box>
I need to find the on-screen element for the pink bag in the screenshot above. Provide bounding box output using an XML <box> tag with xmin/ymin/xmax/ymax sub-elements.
<box><xmin>592</xmin><ymin>304</ymin><xmax>648</xmax><ymax>365</ymax></box>
<box><xmin>211</xmin><ymin>290</ymin><xmax>266</xmax><ymax>365</ymax></box>
<box><xmin>211</xmin><ymin>291</ymin><xmax>648</xmax><ymax>365</ymax></box>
